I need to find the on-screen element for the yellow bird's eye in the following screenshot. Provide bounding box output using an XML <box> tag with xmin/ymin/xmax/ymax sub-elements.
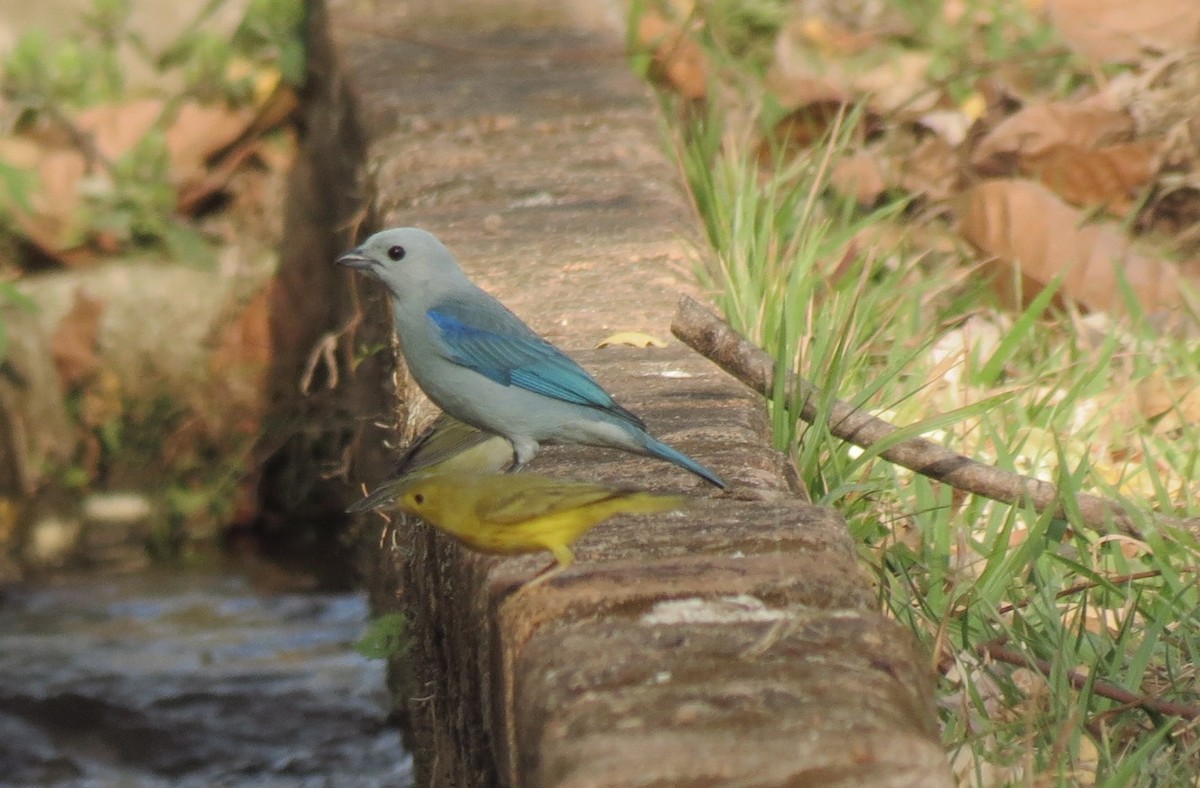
<box><xmin>412</xmin><ymin>493</ymin><xmax>425</xmax><ymax>505</ymax></box>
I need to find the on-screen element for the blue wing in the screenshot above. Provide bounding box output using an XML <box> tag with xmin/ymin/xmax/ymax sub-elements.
<box><xmin>426</xmin><ymin>297</ymin><xmax>644</xmax><ymax>427</ymax></box>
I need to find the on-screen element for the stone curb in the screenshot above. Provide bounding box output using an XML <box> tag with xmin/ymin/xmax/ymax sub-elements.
<box><xmin>295</xmin><ymin>0</ymin><xmax>955</xmax><ymax>784</ymax></box>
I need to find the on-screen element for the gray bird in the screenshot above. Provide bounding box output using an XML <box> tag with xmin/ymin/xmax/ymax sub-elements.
<box><xmin>337</xmin><ymin>227</ymin><xmax>725</xmax><ymax>488</ymax></box>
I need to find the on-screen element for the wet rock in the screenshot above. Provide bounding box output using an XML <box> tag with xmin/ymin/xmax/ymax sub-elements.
<box><xmin>80</xmin><ymin>491</ymin><xmax>155</xmax><ymax>569</ymax></box>
<box><xmin>0</xmin><ymin>570</ymin><xmax>412</xmax><ymax>785</ymax></box>
<box><xmin>22</xmin><ymin>513</ymin><xmax>83</xmax><ymax>569</ymax></box>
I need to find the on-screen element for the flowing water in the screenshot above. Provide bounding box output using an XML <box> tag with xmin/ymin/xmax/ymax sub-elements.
<box><xmin>0</xmin><ymin>568</ymin><xmax>412</xmax><ymax>787</ymax></box>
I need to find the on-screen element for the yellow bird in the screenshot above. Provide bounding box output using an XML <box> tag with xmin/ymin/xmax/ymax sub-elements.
<box><xmin>348</xmin><ymin>414</ymin><xmax>514</xmax><ymax>513</ymax></box>
<box><xmin>393</xmin><ymin>471</ymin><xmax>686</xmax><ymax>581</ymax></box>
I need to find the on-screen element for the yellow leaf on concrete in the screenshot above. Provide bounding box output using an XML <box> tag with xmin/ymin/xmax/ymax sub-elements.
<box><xmin>596</xmin><ymin>331</ymin><xmax>668</xmax><ymax>349</ymax></box>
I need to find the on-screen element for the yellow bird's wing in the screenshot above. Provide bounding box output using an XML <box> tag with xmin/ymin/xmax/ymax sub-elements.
<box><xmin>349</xmin><ymin>418</ymin><xmax>515</xmax><ymax>513</ymax></box>
<box><xmin>478</xmin><ymin>481</ymin><xmax>623</xmax><ymax>526</ymax></box>
<box><xmin>393</xmin><ymin>414</ymin><xmax>513</xmax><ymax>476</ymax></box>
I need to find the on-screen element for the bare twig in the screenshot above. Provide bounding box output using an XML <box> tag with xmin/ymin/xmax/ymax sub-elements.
<box><xmin>994</xmin><ymin>570</ymin><xmax>1171</xmax><ymax>617</ymax></box>
<box><xmin>42</xmin><ymin>101</ymin><xmax>113</xmax><ymax>174</ymax></box>
<box><xmin>299</xmin><ymin>332</ymin><xmax>340</xmax><ymax>394</ymax></box>
<box><xmin>672</xmin><ymin>295</ymin><xmax>1200</xmax><ymax>539</ymax></box>
<box><xmin>979</xmin><ymin>639</ymin><xmax>1200</xmax><ymax>721</ymax></box>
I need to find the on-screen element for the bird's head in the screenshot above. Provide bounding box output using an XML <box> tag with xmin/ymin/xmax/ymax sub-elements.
<box><xmin>336</xmin><ymin>227</ymin><xmax>464</xmax><ymax>297</ymax></box>
<box><xmin>395</xmin><ymin>477</ymin><xmax>438</xmax><ymax>519</ymax></box>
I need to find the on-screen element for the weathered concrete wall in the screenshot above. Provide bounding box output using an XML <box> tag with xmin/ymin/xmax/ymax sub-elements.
<box><xmin>300</xmin><ymin>0</ymin><xmax>955</xmax><ymax>784</ymax></box>
<box><xmin>260</xmin><ymin>0</ymin><xmax>395</xmax><ymax>527</ymax></box>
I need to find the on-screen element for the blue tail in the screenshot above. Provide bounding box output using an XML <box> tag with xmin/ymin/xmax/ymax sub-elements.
<box><xmin>642</xmin><ymin>435</ymin><xmax>727</xmax><ymax>489</ymax></box>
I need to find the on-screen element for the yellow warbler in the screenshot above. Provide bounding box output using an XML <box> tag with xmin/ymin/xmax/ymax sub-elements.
<box><xmin>394</xmin><ymin>471</ymin><xmax>686</xmax><ymax>573</ymax></box>
<box><xmin>348</xmin><ymin>414</ymin><xmax>514</xmax><ymax>513</ymax></box>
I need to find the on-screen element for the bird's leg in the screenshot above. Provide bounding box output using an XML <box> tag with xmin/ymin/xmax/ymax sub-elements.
<box><xmin>521</xmin><ymin>545</ymin><xmax>575</xmax><ymax>590</ymax></box>
<box><xmin>510</xmin><ymin>437</ymin><xmax>540</xmax><ymax>472</ymax></box>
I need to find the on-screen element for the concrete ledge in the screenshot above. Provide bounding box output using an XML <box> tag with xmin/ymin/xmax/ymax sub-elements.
<box><xmin>303</xmin><ymin>0</ymin><xmax>955</xmax><ymax>783</ymax></box>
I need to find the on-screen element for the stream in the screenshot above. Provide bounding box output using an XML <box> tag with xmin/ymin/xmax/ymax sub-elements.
<box><xmin>0</xmin><ymin>568</ymin><xmax>412</xmax><ymax>786</ymax></box>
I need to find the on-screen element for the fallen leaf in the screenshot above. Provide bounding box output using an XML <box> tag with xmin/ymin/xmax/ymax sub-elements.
<box><xmin>959</xmin><ymin>179</ymin><xmax>1198</xmax><ymax>318</ymax></box>
<box><xmin>0</xmin><ymin>136</ymin><xmax>90</xmax><ymax>262</ymax></box>
<box><xmin>51</xmin><ymin>289</ymin><xmax>104</xmax><ymax>388</ymax></box>
<box><xmin>897</xmin><ymin>133</ymin><xmax>960</xmax><ymax>202</ymax></box>
<box><xmin>1137</xmin><ymin>372</ymin><xmax>1200</xmax><ymax>432</ymax></box>
<box><xmin>75</xmin><ymin>99</ymin><xmax>165</xmax><ymax>163</ymax></box>
<box><xmin>1020</xmin><ymin>141</ymin><xmax>1155</xmax><ymax>216</ymax></box>
<box><xmin>795</xmin><ymin>16</ymin><xmax>877</xmax><ymax>57</ymax></box>
<box><xmin>971</xmin><ymin>100</ymin><xmax>1135</xmax><ymax>176</ymax></box>
<box><xmin>637</xmin><ymin>9</ymin><xmax>708</xmax><ymax>100</ymax></box>
<box><xmin>176</xmin><ymin>139</ymin><xmax>262</xmax><ymax>215</ymax></box>
<box><xmin>1141</xmin><ymin>185</ymin><xmax>1200</xmax><ymax>248</ymax></box>
<box><xmin>596</xmin><ymin>331</ymin><xmax>668</xmax><ymax>349</ymax></box>
<box><xmin>830</xmin><ymin>151</ymin><xmax>888</xmax><ymax>205</ymax></box>
<box><xmin>1048</xmin><ymin>0</ymin><xmax>1200</xmax><ymax>63</ymax></box>
<box><xmin>759</xmin><ymin>101</ymin><xmax>858</xmax><ymax>162</ymax></box>
<box><xmin>853</xmin><ymin>51</ymin><xmax>938</xmax><ymax>117</ymax></box>
<box><xmin>765</xmin><ymin>73</ymin><xmax>851</xmax><ymax>116</ymax></box>
<box><xmin>918</xmin><ymin>108</ymin><xmax>975</xmax><ymax>147</ymax></box>
<box><xmin>766</xmin><ymin>16</ymin><xmax>854</xmax><ymax>110</ymax></box>
<box><xmin>166</xmin><ymin>101</ymin><xmax>257</xmax><ymax>187</ymax></box>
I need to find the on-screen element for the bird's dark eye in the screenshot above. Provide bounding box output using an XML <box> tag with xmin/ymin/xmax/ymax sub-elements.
<box><xmin>387</xmin><ymin>245</ymin><xmax>406</xmax><ymax>261</ymax></box>
<box><xmin>412</xmin><ymin>493</ymin><xmax>424</xmax><ymax>505</ymax></box>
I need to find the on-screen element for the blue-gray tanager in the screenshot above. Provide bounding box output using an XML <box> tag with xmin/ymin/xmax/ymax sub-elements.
<box><xmin>337</xmin><ymin>227</ymin><xmax>726</xmax><ymax>488</ymax></box>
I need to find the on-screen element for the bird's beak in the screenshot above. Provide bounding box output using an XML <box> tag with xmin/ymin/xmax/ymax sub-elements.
<box><xmin>336</xmin><ymin>249</ymin><xmax>373</xmax><ymax>269</ymax></box>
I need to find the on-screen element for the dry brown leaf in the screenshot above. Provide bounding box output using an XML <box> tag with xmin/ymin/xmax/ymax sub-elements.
<box><xmin>765</xmin><ymin>72</ymin><xmax>851</xmax><ymax>115</ymax></box>
<box><xmin>918</xmin><ymin>109</ymin><xmax>975</xmax><ymax>147</ymax></box>
<box><xmin>636</xmin><ymin>10</ymin><xmax>708</xmax><ymax>100</ymax></box>
<box><xmin>1048</xmin><ymin>0</ymin><xmax>1200</xmax><ymax>63</ymax></box>
<box><xmin>758</xmin><ymin>102</ymin><xmax>849</xmax><ymax>162</ymax></box>
<box><xmin>971</xmin><ymin>101</ymin><xmax>1134</xmax><ymax>175</ymax></box>
<box><xmin>51</xmin><ymin>289</ymin><xmax>105</xmax><ymax>388</ymax></box>
<box><xmin>853</xmin><ymin>51</ymin><xmax>938</xmax><ymax>117</ymax></box>
<box><xmin>1142</xmin><ymin>185</ymin><xmax>1200</xmax><ymax>247</ymax></box>
<box><xmin>831</xmin><ymin>151</ymin><xmax>888</xmax><ymax>205</ymax></box>
<box><xmin>766</xmin><ymin>16</ymin><xmax>855</xmax><ymax>110</ymax></box>
<box><xmin>959</xmin><ymin>179</ymin><xmax>1198</xmax><ymax>317</ymax></box>
<box><xmin>0</xmin><ymin>136</ymin><xmax>92</xmax><ymax>262</ymax></box>
<box><xmin>0</xmin><ymin>99</ymin><xmax>168</xmax><ymax>263</ymax></box>
<box><xmin>166</xmin><ymin>101</ymin><xmax>257</xmax><ymax>187</ymax></box>
<box><xmin>176</xmin><ymin>140</ymin><xmax>262</xmax><ymax>215</ymax></box>
<box><xmin>74</xmin><ymin>98</ymin><xmax>165</xmax><ymax>163</ymax></box>
<box><xmin>1021</xmin><ymin>141</ymin><xmax>1155</xmax><ymax>216</ymax></box>
<box><xmin>794</xmin><ymin>17</ymin><xmax>878</xmax><ymax>57</ymax></box>
<box><xmin>22</xmin><ymin>149</ymin><xmax>90</xmax><ymax>262</ymax></box>
<box><xmin>1137</xmin><ymin>373</ymin><xmax>1200</xmax><ymax>433</ymax></box>
<box><xmin>897</xmin><ymin>133</ymin><xmax>960</xmax><ymax>201</ymax></box>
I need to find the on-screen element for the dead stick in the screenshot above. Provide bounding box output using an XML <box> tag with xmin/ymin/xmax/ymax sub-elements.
<box><xmin>672</xmin><ymin>295</ymin><xmax>1200</xmax><ymax>539</ymax></box>
<box><xmin>995</xmin><ymin>570</ymin><xmax>1169</xmax><ymax>616</ymax></box>
<box><xmin>979</xmin><ymin>639</ymin><xmax>1200</xmax><ymax>720</ymax></box>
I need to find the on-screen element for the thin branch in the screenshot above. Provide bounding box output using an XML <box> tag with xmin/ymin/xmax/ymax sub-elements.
<box><xmin>672</xmin><ymin>295</ymin><xmax>1200</xmax><ymax>539</ymax></box>
<box><xmin>979</xmin><ymin>639</ymin><xmax>1200</xmax><ymax>721</ymax></box>
<box><xmin>994</xmin><ymin>570</ymin><xmax>1170</xmax><ymax>616</ymax></box>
